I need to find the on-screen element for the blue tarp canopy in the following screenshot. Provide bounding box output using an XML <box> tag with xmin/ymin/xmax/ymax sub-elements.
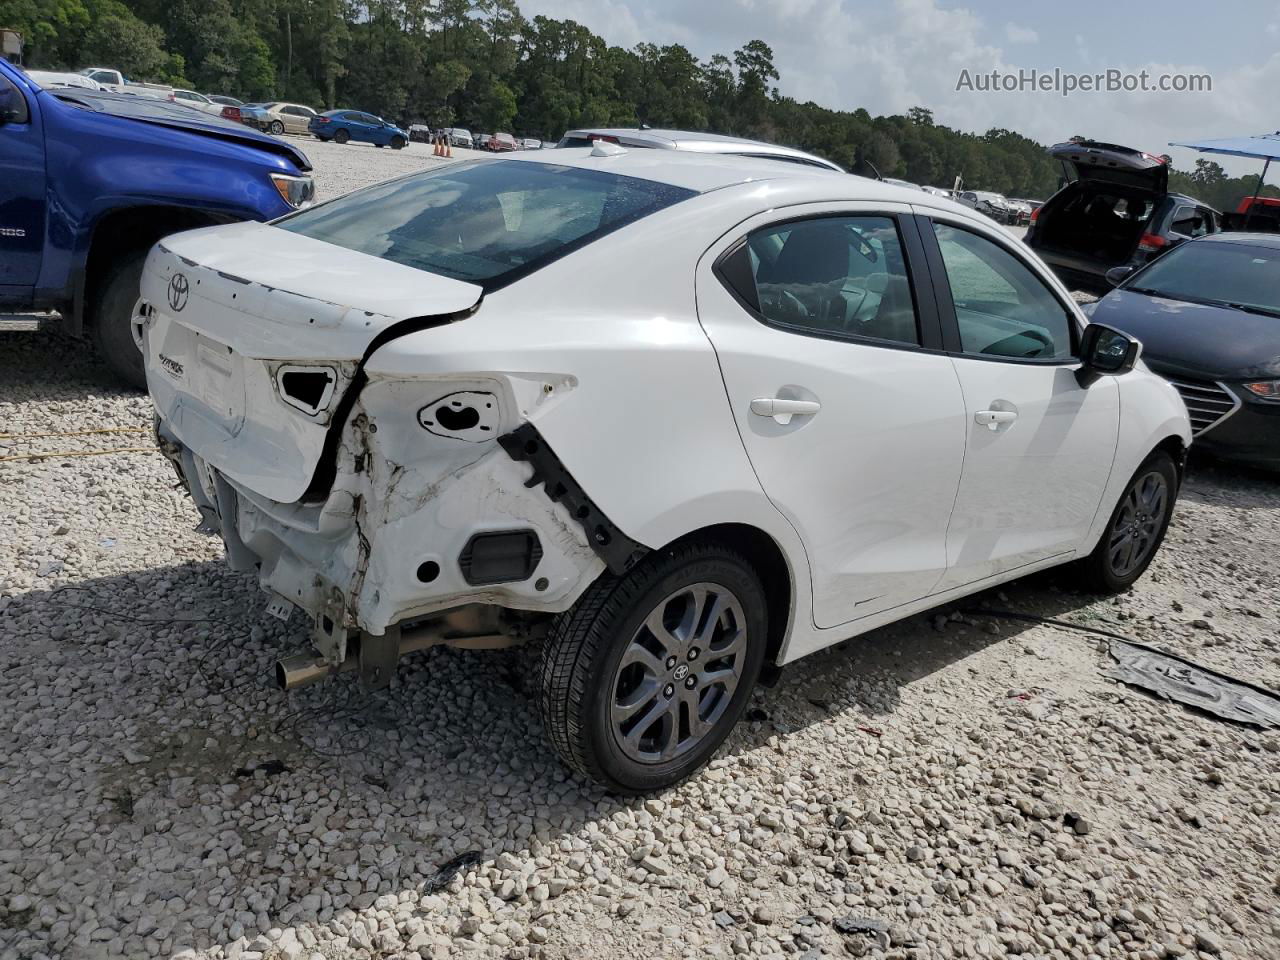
<box><xmin>1170</xmin><ymin>134</ymin><xmax>1280</xmax><ymax>161</ymax></box>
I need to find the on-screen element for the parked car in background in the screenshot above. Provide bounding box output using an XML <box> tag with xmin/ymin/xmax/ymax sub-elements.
<box><xmin>171</xmin><ymin>89</ymin><xmax>226</xmax><ymax>116</ymax></box>
<box><xmin>78</xmin><ymin>66</ymin><xmax>126</xmax><ymax>91</ymax></box>
<box><xmin>956</xmin><ymin>190</ymin><xmax>1016</xmax><ymax>224</ymax></box>
<box><xmin>882</xmin><ymin>177</ymin><xmax>921</xmax><ymax>191</ymax></box>
<box><xmin>1087</xmin><ymin>233</ymin><xmax>1280</xmax><ymax>469</ymax></box>
<box><xmin>557</xmin><ymin>128</ymin><xmax>843</xmax><ymax>172</ymax></box>
<box><xmin>922</xmin><ymin>186</ymin><xmax>953</xmax><ymax>198</ymax></box>
<box><xmin>218</xmin><ymin>105</ymin><xmax>243</xmax><ymax>124</ymax></box>
<box><xmin>140</xmin><ymin>148</ymin><xmax>1188</xmax><ymax>793</ymax></box>
<box><xmin>0</xmin><ymin>60</ymin><xmax>314</xmax><ymax>387</ymax></box>
<box><xmin>1222</xmin><ymin>195</ymin><xmax>1280</xmax><ymax>233</ymax></box>
<box><xmin>488</xmin><ymin>132</ymin><xmax>518</xmax><ymax>152</ymax></box>
<box><xmin>206</xmin><ymin>94</ymin><xmax>242</xmax><ymax>108</ymax></box>
<box><xmin>261</xmin><ymin>102</ymin><xmax>318</xmax><ymax>136</ymax></box>
<box><xmin>126</xmin><ymin>81</ymin><xmax>176</xmax><ymax>101</ymax></box>
<box><xmin>443</xmin><ymin>128</ymin><xmax>473</xmax><ymax>148</ymax></box>
<box><xmin>409</xmin><ymin>124</ymin><xmax>432</xmax><ymax>143</ymax></box>
<box><xmin>309</xmin><ymin>109</ymin><xmax>408</xmax><ymax>148</ymax></box>
<box><xmin>1026</xmin><ymin>140</ymin><xmax>1220</xmax><ymax>291</ymax></box>
<box><xmin>238</xmin><ymin>103</ymin><xmax>271</xmax><ymax>131</ymax></box>
<box><xmin>26</xmin><ymin>70</ymin><xmax>102</xmax><ymax>90</ymax></box>
<box><xmin>475</xmin><ymin>132</ymin><xmax>492</xmax><ymax>149</ymax></box>
<box><xmin>519</xmin><ymin>137</ymin><xmax>542</xmax><ymax>150</ymax></box>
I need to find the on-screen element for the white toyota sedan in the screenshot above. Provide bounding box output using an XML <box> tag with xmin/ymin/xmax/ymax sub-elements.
<box><xmin>139</xmin><ymin>146</ymin><xmax>1191</xmax><ymax>792</ymax></box>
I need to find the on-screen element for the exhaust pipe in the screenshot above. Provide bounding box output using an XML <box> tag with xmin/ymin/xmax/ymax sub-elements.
<box><xmin>276</xmin><ymin>623</ymin><xmax>516</xmax><ymax>691</ymax></box>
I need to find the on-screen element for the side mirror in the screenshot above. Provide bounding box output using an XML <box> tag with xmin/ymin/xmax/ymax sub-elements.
<box><xmin>1076</xmin><ymin>323</ymin><xmax>1141</xmax><ymax>388</ymax></box>
<box><xmin>1104</xmin><ymin>265</ymin><xmax>1134</xmax><ymax>287</ymax></box>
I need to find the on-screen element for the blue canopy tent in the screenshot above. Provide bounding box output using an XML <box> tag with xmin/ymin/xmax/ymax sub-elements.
<box><xmin>1170</xmin><ymin>133</ymin><xmax>1280</xmax><ymax>229</ymax></box>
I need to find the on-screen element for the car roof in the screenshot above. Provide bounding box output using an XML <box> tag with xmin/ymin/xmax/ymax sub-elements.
<box><xmin>1193</xmin><ymin>231</ymin><xmax>1280</xmax><ymax>249</ymax></box>
<box><xmin>562</xmin><ymin>127</ymin><xmax>843</xmax><ymax>172</ymax></box>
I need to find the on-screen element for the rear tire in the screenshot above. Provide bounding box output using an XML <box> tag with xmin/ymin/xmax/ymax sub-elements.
<box><xmin>538</xmin><ymin>542</ymin><xmax>767</xmax><ymax>794</ymax></box>
<box><xmin>334</xmin><ymin>129</ymin><xmax>350</xmax><ymax>144</ymax></box>
<box><xmin>269</xmin><ymin>120</ymin><xmax>284</xmax><ymax>135</ymax></box>
<box><xmin>90</xmin><ymin>250</ymin><xmax>148</xmax><ymax>390</ymax></box>
<box><xmin>1076</xmin><ymin>451</ymin><xmax>1178</xmax><ymax>593</ymax></box>
<box><xmin>391</xmin><ymin>136</ymin><xmax>406</xmax><ymax>150</ymax></box>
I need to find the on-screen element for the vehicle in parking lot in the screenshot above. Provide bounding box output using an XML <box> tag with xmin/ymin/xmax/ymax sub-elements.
<box><xmin>78</xmin><ymin>66</ymin><xmax>126</xmax><ymax>91</ymax></box>
<box><xmin>238</xmin><ymin>103</ymin><xmax>271</xmax><ymax>131</ymax></box>
<box><xmin>520</xmin><ymin>137</ymin><xmax>542</xmax><ymax>150</ymax></box>
<box><xmin>443</xmin><ymin>127</ymin><xmax>473</xmax><ymax>148</ymax></box>
<box><xmin>557</xmin><ymin>127</ymin><xmax>843</xmax><ymax>172</ymax></box>
<box><xmin>206</xmin><ymin>94</ymin><xmax>243</xmax><ymax>108</ymax></box>
<box><xmin>488</xmin><ymin>131</ymin><xmax>517</xmax><ymax>152</ymax></box>
<box><xmin>139</xmin><ymin>147</ymin><xmax>1189</xmax><ymax>792</ymax></box>
<box><xmin>26</xmin><ymin>70</ymin><xmax>102</xmax><ymax>90</ymax></box>
<box><xmin>1027</xmin><ymin>140</ymin><xmax>1219</xmax><ymax>291</ymax></box>
<box><xmin>309</xmin><ymin>109</ymin><xmax>408</xmax><ymax>148</ymax></box>
<box><xmin>922</xmin><ymin>185</ymin><xmax>953</xmax><ymax>198</ymax></box>
<box><xmin>956</xmin><ymin>190</ymin><xmax>1017</xmax><ymax>224</ymax></box>
<box><xmin>171</xmin><ymin>89</ymin><xmax>226</xmax><ymax>116</ymax></box>
<box><xmin>0</xmin><ymin>58</ymin><xmax>314</xmax><ymax>387</ymax></box>
<box><xmin>475</xmin><ymin>132</ymin><xmax>492</xmax><ymax>149</ymax></box>
<box><xmin>261</xmin><ymin>102</ymin><xmax>317</xmax><ymax>135</ymax></box>
<box><xmin>409</xmin><ymin>124</ymin><xmax>432</xmax><ymax>143</ymax></box>
<box><xmin>1088</xmin><ymin>233</ymin><xmax>1280</xmax><ymax>469</ymax></box>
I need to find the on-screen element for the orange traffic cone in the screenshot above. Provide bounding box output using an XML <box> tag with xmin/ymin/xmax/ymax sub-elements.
<box><xmin>445</xmin><ymin>139</ymin><xmax>452</xmax><ymax>158</ymax></box>
<box><xmin>433</xmin><ymin>137</ymin><xmax>442</xmax><ymax>157</ymax></box>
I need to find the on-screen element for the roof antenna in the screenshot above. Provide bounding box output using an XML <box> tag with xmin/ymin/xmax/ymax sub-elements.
<box><xmin>591</xmin><ymin>140</ymin><xmax>627</xmax><ymax>158</ymax></box>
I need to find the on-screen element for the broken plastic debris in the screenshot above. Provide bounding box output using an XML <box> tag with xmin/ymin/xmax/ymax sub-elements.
<box><xmin>1105</xmin><ymin>640</ymin><xmax>1280</xmax><ymax>728</ymax></box>
<box><xmin>834</xmin><ymin>915</ymin><xmax>889</xmax><ymax>935</ymax></box>
<box><xmin>424</xmin><ymin>851</ymin><xmax>484</xmax><ymax>892</ymax></box>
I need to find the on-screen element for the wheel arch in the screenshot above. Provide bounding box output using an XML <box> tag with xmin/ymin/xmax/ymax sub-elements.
<box><xmin>656</xmin><ymin>522</ymin><xmax>794</xmax><ymax>668</ymax></box>
<box><xmin>1152</xmin><ymin>433</ymin><xmax>1189</xmax><ymax>486</ymax></box>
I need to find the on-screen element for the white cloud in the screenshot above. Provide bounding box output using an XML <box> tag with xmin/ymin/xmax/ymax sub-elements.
<box><xmin>1005</xmin><ymin>23</ymin><xmax>1038</xmax><ymax>44</ymax></box>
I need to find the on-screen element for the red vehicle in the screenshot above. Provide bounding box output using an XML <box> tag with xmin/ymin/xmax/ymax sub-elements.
<box><xmin>488</xmin><ymin>132</ymin><xmax>518</xmax><ymax>152</ymax></box>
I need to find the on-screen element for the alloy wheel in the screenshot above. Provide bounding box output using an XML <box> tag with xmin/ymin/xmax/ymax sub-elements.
<box><xmin>1107</xmin><ymin>470</ymin><xmax>1169</xmax><ymax>577</ymax></box>
<box><xmin>610</xmin><ymin>582</ymin><xmax>748</xmax><ymax>764</ymax></box>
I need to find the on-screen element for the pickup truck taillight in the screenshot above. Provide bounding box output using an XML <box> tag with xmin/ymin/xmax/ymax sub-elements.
<box><xmin>1029</xmin><ymin>206</ymin><xmax>1040</xmax><ymax>223</ymax></box>
<box><xmin>1138</xmin><ymin>233</ymin><xmax>1169</xmax><ymax>253</ymax></box>
<box><xmin>221</xmin><ymin>107</ymin><xmax>242</xmax><ymax>122</ymax></box>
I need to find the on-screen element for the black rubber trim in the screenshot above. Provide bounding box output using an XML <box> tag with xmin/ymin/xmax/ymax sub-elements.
<box><xmin>498</xmin><ymin>422</ymin><xmax>648</xmax><ymax>575</ymax></box>
<box><xmin>458</xmin><ymin>529</ymin><xmax>543</xmax><ymax>586</ymax></box>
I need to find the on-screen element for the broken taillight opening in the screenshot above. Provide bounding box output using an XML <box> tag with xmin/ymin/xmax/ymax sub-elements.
<box><xmin>1029</xmin><ymin>206</ymin><xmax>1040</xmax><ymax>223</ymax></box>
<box><xmin>1138</xmin><ymin>232</ymin><xmax>1168</xmax><ymax>253</ymax></box>
<box><xmin>277</xmin><ymin>366</ymin><xmax>337</xmax><ymax>415</ymax></box>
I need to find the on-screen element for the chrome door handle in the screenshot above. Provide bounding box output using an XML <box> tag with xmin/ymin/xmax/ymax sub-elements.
<box><xmin>750</xmin><ymin>397</ymin><xmax>821</xmax><ymax>425</ymax></box>
<box><xmin>975</xmin><ymin>409</ymin><xmax>1018</xmax><ymax>431</ymax></box>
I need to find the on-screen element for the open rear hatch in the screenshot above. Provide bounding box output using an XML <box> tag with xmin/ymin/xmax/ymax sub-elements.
<box><xmin>142</xmin><ymin>221</ymin><xmax>482</xmax><ymax>504</ymax></box>
<box><xmin>1050</xmin><ymin>140</ymin><xmax>1169</xmax><ymax>192</ymax></box>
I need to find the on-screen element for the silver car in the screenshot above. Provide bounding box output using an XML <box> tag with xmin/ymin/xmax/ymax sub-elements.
<box><xmin>557</xmin><ymin>128</ymin><xmax>843</xmax><ymax>172</ymax></box>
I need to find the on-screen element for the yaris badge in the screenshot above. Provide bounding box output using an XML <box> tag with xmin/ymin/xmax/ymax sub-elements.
<box><xmin>167</xmin><ymin>273</ymin><xmax>190</xmax><ymax>312</ymax></box>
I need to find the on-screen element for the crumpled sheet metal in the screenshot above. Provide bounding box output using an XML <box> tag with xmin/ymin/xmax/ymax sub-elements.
<box><xmin>1105</xmin><ymin>640</ymin><xmax>1280</xmax><ymax>728</ymax></box>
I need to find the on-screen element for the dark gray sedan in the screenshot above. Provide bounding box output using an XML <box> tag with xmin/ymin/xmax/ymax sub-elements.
<box><xmin>1088</xmin><ymin>232</ymin><xmax>1280</xmax><ymax>469</ymax></box>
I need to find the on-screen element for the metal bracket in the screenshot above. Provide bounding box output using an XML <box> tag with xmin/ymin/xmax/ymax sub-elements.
<box><xmin>497</xmin><ymin>422</ymin><xmax>648</xmax><ymax>575</ymax></box>
<box><xmin>358</xmin><ymin>624</ymin><xmax>401</xmax><ymax>692</ymax></box>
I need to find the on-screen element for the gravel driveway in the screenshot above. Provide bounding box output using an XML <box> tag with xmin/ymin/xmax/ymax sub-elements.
<box><xmin>2</xmin><ymin>145</ymin><xmax>1279</xmax><ymax>960</ymax></box>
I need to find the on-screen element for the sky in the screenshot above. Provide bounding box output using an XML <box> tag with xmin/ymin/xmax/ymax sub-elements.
<box><xmin>518</xmin><ymin>0</ymin><xmax>1280</xmax><ymax>177</ymax></box>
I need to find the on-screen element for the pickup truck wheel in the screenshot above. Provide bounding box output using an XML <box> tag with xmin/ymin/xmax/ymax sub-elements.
<box><xmin>269</xmin><ymin>120</ymin><xmax>284</xmax><ymax>135</ymax></box>
<box><xmin>91</xmin><ymin>250</ymin><xmax>148</xmax><ymax>390</ymax></box>
<box><xmin>391</xmin><ymin>136</ymin><xmax>407</xmax><ymax>150</ymax></box>
<box><xmin>334</xmin><ymin>129</ymin><xmax>350</xmax><ymax>144</ymax></box>
<box><xmin>538</xmin><ymin>543</ymin><xmax>767</xmax><ymax>794</ymax></box>
<box><xmin>1076</xmin><ymin>451</ymin><xmax>1178</xmax><ymax>593</ymax></box>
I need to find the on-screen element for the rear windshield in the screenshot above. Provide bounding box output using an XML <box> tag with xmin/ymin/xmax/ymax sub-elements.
<box><xmin>1129</xmin><ymin>241</ymin><xmax>1280</xmax><ymax>315</ymax></box>
<box><xmin>276</xmin><ymin>159</ymin><xmax>696</xmax><ymax>289</ymax></box>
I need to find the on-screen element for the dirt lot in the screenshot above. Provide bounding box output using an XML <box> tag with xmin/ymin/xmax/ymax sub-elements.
<box><xmin>1</xmin><ymin>141</ymin><xmax>1278</xmax><ymax>960</ymax></box>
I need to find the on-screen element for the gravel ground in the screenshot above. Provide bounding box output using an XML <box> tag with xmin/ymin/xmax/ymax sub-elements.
<box><xmin>2</xmin><ymin>147</ymin><xmax>1279</xmax><ymax>960</ymax></box>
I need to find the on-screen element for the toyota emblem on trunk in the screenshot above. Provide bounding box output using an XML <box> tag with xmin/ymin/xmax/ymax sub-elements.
<box><xmin>167</xmin><ymin>273</ymin><xmax>190</xmax><ymax>312</ymax></box>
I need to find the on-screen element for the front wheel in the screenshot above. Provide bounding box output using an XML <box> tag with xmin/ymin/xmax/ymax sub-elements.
<box><xmin>269</xmin><ymin>120</ymin><xmax>284</xmax><ymax>135</ymax></box>
<box><xmin>90</xmin><ymin>250</ymin><xmax>149</xmax><ymax>389</ymax></box>
<box><xmin>334</xmin><ymin>129</ymin><xmax>350</xmax><ymax>144</ymax></box>
<box><xmin>1076</xmin><ymin>451</ymin><xmax>1178</xmax><ymax>593</ymax></box>
<box><xmin>538</xmin><ymin>542</ymin><xmax>767</xmax><ymax>794</ymax></box>
<box><xmin>391</xmin><ymin>136</ymin><xmax>406</xmax><ymax>150</ymax></box>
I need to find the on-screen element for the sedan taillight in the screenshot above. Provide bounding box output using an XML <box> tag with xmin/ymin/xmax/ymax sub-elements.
<box><xmin>221</xmin><ymin>107</ymin><xmax>242</xmax><ymax>122</ymax></box>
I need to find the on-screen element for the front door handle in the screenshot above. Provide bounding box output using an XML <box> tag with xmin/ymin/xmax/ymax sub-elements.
<box><xmin>975</xmin><ymin>409</ymin><xmax>1018</xmax><ymax>431</ymax></box>
<box><xmin>751</xmin><ymin>397</ymin><xmax>821</xmax><ymax>425</ymax></box>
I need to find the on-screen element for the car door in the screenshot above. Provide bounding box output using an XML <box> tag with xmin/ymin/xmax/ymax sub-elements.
<box><xmin>917</xmin><ymin>213</ymin><xmax>1120</xmax><ymax>592</ymax></box>
<box><xmin>0</xmin><ymin>70</ymin><xmax>44</xmax><ymax>292</ymax></box>
<box><xmin>279</xmin><ymin>106</ymin><xmax>304</xmax><ymax>134</ymax></box>
<box><xmin>697</xmin><ymin>205</ymin><xmax>968</xmax><ymax>629</ymax></box>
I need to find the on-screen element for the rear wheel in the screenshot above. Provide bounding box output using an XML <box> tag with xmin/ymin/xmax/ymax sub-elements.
<box><xmin>1077</xmin><ymin>451</ymin><xmax>1178</xmax><ymax>593</ymax></box>
<box><xmin>538</xmin><ymin>543</ymin><xmax>767</xmax><ymax>794</ymax></box>
<box><xmin>391</xmin><ymin>136</ymin><xmax>407</xmax><ymax>150</ymax></box>
<box><xmin>269</xmin><ymin>119</ymin><xmax>284</xmax><ymax>135</ymax></box>
<box><xmin>90</xmin><ymin>250</ymin><xmax>148</xmax><ymax>390</ymax></box>
<box><xmin>334</xmin><ymin>129</ymin><xmax>350</xmax><ymax>144</ymax></box>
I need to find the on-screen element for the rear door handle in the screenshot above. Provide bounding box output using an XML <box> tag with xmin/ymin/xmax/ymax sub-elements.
<box><xmin>975</xmin><ymin>409</ymin><xmax>1018</xmax><ymax>430</ymax></box>
<box><xmin>751</xmin><ymin>397</ymin><xmax>821</xmax><ymax>425</ymax></box>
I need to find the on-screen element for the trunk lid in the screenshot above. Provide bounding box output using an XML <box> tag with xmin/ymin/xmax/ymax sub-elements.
<box><xmin>1049</xmin><ymin>140</ymin><xmax>1169</xmax><ymax>193</ymax></box>
<box><xmin>141</xmin><ymin>221</ymin><xmax>483</xmax><ymax>503</ymax></box>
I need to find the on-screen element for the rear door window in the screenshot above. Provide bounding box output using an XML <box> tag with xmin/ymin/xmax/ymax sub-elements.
<box><xmin>277</xmin><ymin>159</ymin><xmax>696</xmax><ymax>289</ymax></box>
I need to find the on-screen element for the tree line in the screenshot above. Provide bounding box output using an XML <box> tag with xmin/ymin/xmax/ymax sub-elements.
<box><xmin>5</xmin><ymin>0</ymin><xmax>1277</xmax><ymax>205</ymax></box>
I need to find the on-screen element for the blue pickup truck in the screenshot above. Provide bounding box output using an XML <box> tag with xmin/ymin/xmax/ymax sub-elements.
<box><xmin>0</xmin><ymin>58</ymin><xmax>314</xmax><ymax>386</ymax></box>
